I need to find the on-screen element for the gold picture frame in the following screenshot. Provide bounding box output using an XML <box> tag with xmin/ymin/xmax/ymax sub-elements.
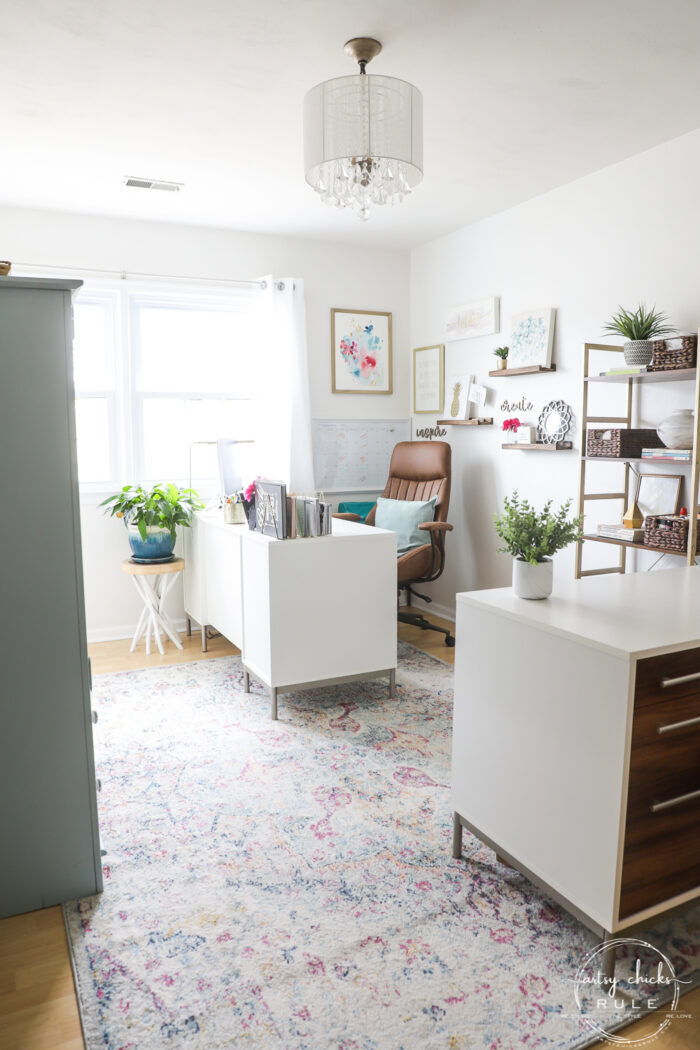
<box><xmin>331</xmin><ymin>308</ymin><xmax>393</xmax><ymax>394</ymax></box>
<box><xmin>413</xmin><ymin>344</ymin><xmax>444</xmax><ymax>414</ymax></box>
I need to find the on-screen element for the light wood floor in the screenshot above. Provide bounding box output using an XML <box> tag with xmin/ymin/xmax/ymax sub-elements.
<box><xmin>1</xmin><ymin>615</ymin><xmax>696</xmax><ymax>1049</ymax></box>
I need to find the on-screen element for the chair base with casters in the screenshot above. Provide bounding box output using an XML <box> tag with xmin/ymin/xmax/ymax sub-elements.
<box><xmin>399</xmin><ymin>583</ymin><xmax>455</xmax><ymax>646</ymax></box>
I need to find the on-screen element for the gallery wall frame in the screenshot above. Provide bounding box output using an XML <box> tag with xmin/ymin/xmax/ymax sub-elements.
<box><xmin>331</xmin><ymin>308</ymin><xmax>393</xmax><ymax>394</ymax></box>
<box><xmin>445</xmin><ymin>297</ymin><xmax>499</xmax><ymax>342</ymax></box>
<box><xmin>413</xmin><ymin>344</ymin><xmax>444</xmax><ymax>414</ymax></box>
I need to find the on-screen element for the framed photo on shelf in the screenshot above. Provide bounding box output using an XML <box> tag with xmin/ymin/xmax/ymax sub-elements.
<box><xmin>635</xmin><ymin>473</ymin><xmax>683</xmax><ymax>518</ymax></box>
<box><xmin>331</xmin><ymin>308</ymin><xmax>392</xmax><ymax>394</ymax></box>
<box><xmin>255</xmin><ymin>480</ymin><xmax>287</xmax><ymax>539</ymax></box>
<box><xmin>413</xmin><ymin>344</ymin><xmax>444</xmax><ymax>414</ymax></box>
<box><xmin>444</xmin><ymin>373</ymin><xmax>475</xmax><ymax>420</ymax></box>
<box><xmin>509</xmin><ymin>307</ymin><xmax>556</xmax><ymax>368</ymax></box>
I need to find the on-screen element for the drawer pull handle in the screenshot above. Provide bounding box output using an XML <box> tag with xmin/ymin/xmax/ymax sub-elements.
<box><xmin>660</xmin><ymin>670</ymin><xmax>700</xmax><ymax>688</ymax></box>
<box><xmin>657</xmin><ymin>714</ymin><xmax>700</xmax><ymax>735</ymax></box>
<box><xmin>651</xmin><ymin>787</ymin><xmax>700</xmax><ymax>813</ymax></box>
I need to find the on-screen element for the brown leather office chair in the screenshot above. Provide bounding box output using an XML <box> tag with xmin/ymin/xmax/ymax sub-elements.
<box><xmin>335</xmin><ymin>441</ymin><xmax>454</xmax><ymax>646</ymax></box>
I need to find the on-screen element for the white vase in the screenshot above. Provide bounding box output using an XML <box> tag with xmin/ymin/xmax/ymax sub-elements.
<box><xmin>512</xmin><ymin>557</ymin><xmax>553</xmax><ymax>599</ymax></box>
<box><xmin>657</xmin><ymin>409</ymin><xmax>695</xmax><ymax>449</ymax></box>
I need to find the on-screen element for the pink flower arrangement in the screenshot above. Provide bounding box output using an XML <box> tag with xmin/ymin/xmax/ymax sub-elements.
<box><xmin>502</xmin><ymin>417</ymin><xmax>521</xmax><ymax>433</ymax></box>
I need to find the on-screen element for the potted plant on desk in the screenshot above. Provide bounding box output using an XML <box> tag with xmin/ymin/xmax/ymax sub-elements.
<box><xmin>100</xmin><ymin>483</ymin><xmax>204</xmax><ymax>562</ymax></box>
<box><xmin>494</xmin><ymin>491</ymin><xmax>583</xmax><ymax>599</ymax></box>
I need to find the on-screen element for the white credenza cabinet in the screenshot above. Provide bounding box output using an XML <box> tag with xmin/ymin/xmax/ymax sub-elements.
<box><xmin>0</xmin><ymin>277</ymin><xmax>103</xmax><ymax>918</ymax></box>
<box><xmin>452</xmin><ymin>568</ymin><xmax>700</xmax><ymax>943</ymax></box>
<box><xmin>185</xmin><ymin>514</ymin><xmax>397</xmax><ymax>719</ymax></box>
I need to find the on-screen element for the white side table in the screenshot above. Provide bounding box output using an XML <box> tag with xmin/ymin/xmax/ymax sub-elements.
<box><xmin>122</xmin><ymin>557</ymin><xmax>185</xmax><ymax>655</ymax></box>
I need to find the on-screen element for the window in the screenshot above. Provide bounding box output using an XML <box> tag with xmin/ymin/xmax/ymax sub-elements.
<box><xmin>72</xmin><ymin>282</ymin><xmax>259</xmax><ymax>494</ymax></box>
<box><xmin>73</xmin><ymin>292</ymin><xmax>120</xmax><ymax>487</ymax></box>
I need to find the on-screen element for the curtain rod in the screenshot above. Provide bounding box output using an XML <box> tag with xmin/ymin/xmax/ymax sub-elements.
<box><xmin>12</xmin><ymin>261</ymin><xmax>266</xmax><ymax>287</ymax></box>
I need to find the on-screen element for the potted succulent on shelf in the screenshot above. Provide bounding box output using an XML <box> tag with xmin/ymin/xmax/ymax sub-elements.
<box><xmin>493</xmin><ymin>345</ymin><xmax>509</xmax><ymax>370</ymax></box>
<box><xmin>100</xmin><ymin>483</ymin><xmax>204</xmax><ymax>562</ymax></box>
<box><xmin>602</xmin><ymin>304</ymin><xmax>675</xmax><ymax>367</ymax></box>
<box><xmin>494</xmin><ymin>491</ymin><xmax>583</xmax><ymax>599</ymax></box>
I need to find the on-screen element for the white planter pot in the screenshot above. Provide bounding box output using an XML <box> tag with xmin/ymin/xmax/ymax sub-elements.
<box><xmin>623</xmin><ymin>339</ymin><xmax>653</xmax><ymax>366</ymax></box>
<box><xmin>657</xmin><ymin>409</ymin><xmax>694</xmax><ymax>449</ymax></box>
<box><xmin>512</xmin><ymin>557</ymin><xmax>553</xmax><ymax>600</ymax></box>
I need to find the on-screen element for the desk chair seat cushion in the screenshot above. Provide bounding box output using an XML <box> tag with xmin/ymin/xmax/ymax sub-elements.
<box><xmin>397</xmin><ymin>542</ymin><xmax>435</xmax><ymax>582</ymax></box>
<box><xmin>375</xmin><ymin>496</ymin><xmax>437</xmax><ymax>554</ymax></box>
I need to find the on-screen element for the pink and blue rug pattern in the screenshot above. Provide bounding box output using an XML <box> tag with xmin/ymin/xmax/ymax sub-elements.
<box><xmin>64</xmin><ymin>645</ymin><xmax>698</xmax><ymax>1048</ymax></box>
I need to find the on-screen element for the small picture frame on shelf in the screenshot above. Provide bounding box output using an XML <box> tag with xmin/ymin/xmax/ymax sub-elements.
<box><xmin>444</xmin><ymin>373</ymin><xmax>474</xmax><ymax>420</ymax></box>
<box><xmin>635</xmin><ymin>473</ymin><xmax>683</xmax><ymax>519</ymax></box>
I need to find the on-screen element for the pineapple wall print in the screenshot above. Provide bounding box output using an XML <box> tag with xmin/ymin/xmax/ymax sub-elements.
<box><xmin>450</xmin><ymin>381</ymin><xmax>462</xmax><ymax>418</ymax></box>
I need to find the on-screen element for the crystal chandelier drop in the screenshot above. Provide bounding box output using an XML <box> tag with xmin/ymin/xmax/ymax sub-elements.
<box><xmin>303</xmin><ymin>38</ymin><xmax>423</xmax><ymax>221</ymax></box>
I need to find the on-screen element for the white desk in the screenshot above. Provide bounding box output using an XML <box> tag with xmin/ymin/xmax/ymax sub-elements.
<box><xmin>184</xmin><ymin>513</ymin><xmax>397</xmax><ymax>719</ymax></box>
<box><xmin>452</xmin><ymin>567</ymin><xmax>700</xmax><ymax>968</ymax></box>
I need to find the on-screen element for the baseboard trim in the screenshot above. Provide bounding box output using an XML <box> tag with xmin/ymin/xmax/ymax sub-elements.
<box><xmin>87</xmin><ymin>618</ymin><xmax>187</xmax><ymax>644</ymax></box>
<box><xmin>407</xmin><ymin>597</ymin><xmax>455</xmax><ymax>623</ymax></box>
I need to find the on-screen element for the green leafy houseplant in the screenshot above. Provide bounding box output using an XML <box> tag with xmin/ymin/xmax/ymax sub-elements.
<box><xmin>493</xmin><ymin>346</ymin><xmax>509</xmax><ymax>360</ymax></box>
<box><xmin>602</xmin><ymin>304</ymin><xmax>675</xmax><ymax>341</ymax></box>
<box><xmin>494</xmin><ymin>492</ymin><xmax>583</xmax><ymax>566</ymax></box>
<box><xmin>100</xmin><ymin>483</ymin><xmax>204</xmax><ymax>542</ymax></box>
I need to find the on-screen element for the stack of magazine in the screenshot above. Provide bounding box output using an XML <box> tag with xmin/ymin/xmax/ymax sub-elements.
<box><xmin>641</xmin><ymin>447</ymin><xmax>691</xmax><ymax>462</ymax></box>
<box><xmin>597</xmin><ymin>523</ymin><xmax>645</xmax><ymax>542</ymax></box>
<box><xmin>286</xmin><ymin>495</ymin><xmax>333</xmax><ymax>538</ymax></box>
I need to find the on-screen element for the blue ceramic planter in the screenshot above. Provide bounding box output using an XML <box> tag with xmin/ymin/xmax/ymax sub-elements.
<box><xmin>127</xmin><ymin>524</ymin><xmax>175</xmax><ymax>561</ymax></box>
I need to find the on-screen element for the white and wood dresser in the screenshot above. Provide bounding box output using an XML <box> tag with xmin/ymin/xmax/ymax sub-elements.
<box><xmin>452</xmin><ymin>567</ymin><xmax>700</xmax><ymax>950</ymax></box>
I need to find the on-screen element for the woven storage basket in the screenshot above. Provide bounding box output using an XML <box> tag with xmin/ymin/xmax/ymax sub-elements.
<box><xmin>649</xmin><ymin>334</ymin><xmax>697</xmax><ymax>372</ymax></box>
<box><xmin>643</xmin><ymin>514</ymin><xmax>695</xmax><ymax>553</ymax></box>
<box><xmin>587</xmin><ymin>428</ymin><xmax>664</xmax><ymax>458</ymax></box>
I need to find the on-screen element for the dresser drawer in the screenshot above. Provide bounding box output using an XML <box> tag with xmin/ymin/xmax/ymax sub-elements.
<box><xmin>635</xmin><ymin>648</ymin><xmax>700</xmax><ymax>709</ymax></box>
<box><xmin>620</xmin><ymin>677</ymin><xmax>700</xmax><ymax>918</ymax></box>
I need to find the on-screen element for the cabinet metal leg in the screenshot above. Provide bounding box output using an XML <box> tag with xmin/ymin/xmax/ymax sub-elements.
<box><xmin>599</xmin><ymin>934</ymin><xmax>616</xmax><ymax>985</ymax></box>
<box><xmin>389</xmin><ymin>668</ymin><xmax>396</xmax><ymax>698</ymax></box>
<box><xmin>201</xmin><ymin>625</ymin><xmax>208</xmax><ymax>653</ymax></box>
<box><xmin>243</xmin><ymin>670</ymin><xmax>250</xmax><ymax>692</ymax></box>
<box><xmin>452</xmin><ymin>812</ymin><xmax>463</xmax><ymax>859</ymax></box>
<box><xmin>186</xmin><ymin>616</ymin><xmax>192</xmax><ymax>637</ymax></box>
<box><xmin>270</xmin><ymin>687</ymin><xmax>278</xmax><ymax>721</ymax></box>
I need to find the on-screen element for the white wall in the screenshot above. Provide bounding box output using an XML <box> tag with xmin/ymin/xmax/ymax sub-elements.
<box><xmin>1</xmin><ymin>205</ymin><xmax>409</xmax><ymax>639</ymax></box>
<box><xmin>410</xmin><ymin>128</ymin><xmax>700</xmax><ymax>619</ymax></box>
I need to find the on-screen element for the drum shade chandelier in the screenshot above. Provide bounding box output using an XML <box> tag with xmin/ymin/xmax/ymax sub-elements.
<box><xmin>303</xmin><ymin>37</ymin><xmax>423</xmax><ymax>221</ymax></box>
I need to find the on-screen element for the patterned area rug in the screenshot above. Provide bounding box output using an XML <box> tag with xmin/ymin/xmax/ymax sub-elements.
<box><xmin>64</xmin><ymin>645</ymin><xmax>698</xmax><ymax>1049</ymax></box>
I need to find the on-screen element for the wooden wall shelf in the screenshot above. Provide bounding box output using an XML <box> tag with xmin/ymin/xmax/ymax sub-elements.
<box><xmin>436</xmin><ymin>417</ymin><xmax>493</xmax><ymax>426</ymax></box>
<box><xmin>488</xmin><ymin>365</ymin><xmax>556</xmax><ymax>377</ymax></box>
<box><xmin>502</xmin><ymin>441</ymin><xmax>572</xmax><ymax>451</ymax></box>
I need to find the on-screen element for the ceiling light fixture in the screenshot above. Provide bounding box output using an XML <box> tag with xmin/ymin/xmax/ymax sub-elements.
<box><xmin>303</xmin><ymin>37</ymin><xmax>423</xmax><ymax>221</ymax></box>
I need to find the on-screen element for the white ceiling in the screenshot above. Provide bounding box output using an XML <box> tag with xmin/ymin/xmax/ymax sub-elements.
<box><xmin>3</xmin><ymin>0</ymin><xmax>700</xmax><ymax>249</ymax></box>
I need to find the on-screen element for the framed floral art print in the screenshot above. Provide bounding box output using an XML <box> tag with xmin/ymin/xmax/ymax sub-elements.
<box><xmin>331</xmin><ymin>308</ymin><xmax>393</xmax><ymax>394</ymax></box>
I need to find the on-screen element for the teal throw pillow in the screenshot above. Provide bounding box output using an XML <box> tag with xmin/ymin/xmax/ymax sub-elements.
<box><xmin>375</xmin><ymin>496</ymin><xmax>437</xmax><ymax>554</ymax></box>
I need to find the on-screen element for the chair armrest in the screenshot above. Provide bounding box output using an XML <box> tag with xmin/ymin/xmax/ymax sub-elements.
<box><xmin>332</xmin><ymin>512</ymin><xmax>363</xmax><ymax>522</ymax></box>
<box><xmin>418</xmin><ymin>521</ymin><xmax>454</xmax><ymax>532</ymax></box>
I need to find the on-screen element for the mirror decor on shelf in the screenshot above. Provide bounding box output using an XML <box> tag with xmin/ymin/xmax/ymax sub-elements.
<box><xmin>537</xmin><ymin>400</ymin><xmax>573</xmax><ymax>444</ymax></box>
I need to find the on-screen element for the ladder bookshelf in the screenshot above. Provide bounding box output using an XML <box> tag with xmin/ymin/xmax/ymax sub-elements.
<box><xmin>575</xmin><ymin>341</ymin><xmax>700</xmax><ymax>579</ymax></box>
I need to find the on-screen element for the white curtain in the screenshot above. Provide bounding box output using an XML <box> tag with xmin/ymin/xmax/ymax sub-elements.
<box><xmin>253</xmin><ymin>277</ymin><xmax>315</xmax><ymax>493</ymax></box>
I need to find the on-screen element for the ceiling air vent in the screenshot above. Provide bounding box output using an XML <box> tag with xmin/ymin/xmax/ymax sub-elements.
<box><xmin>123</xmin><ymin>176</ymin><xmax>183</xmax><ymax>192</ymax></box>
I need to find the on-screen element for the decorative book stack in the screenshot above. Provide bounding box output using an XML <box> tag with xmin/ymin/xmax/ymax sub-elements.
<box><xmin>641</xmin><ymin>447</ymin><xmax>691</xmax><ymax>462</ymax></box>
<box><xmin>597</xmin><ymin>523</ymin><xmax>645</xmax><ymax>543</ymax></box>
